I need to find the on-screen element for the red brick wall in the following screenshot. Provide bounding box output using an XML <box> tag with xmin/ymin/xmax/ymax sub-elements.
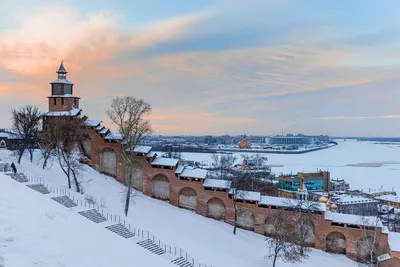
<box><xmin>48</xmin><ymin>97</ymin><xmax>79</xmax><ymax>112</ymax></box>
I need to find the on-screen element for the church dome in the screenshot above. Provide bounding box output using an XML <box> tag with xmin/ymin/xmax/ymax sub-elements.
<box><xmin>330</xmin><ymin>203</ymin><xmax>338</xmax><ymax>210</ymax></box>
<box><xmin>238</xmin><ymin>138</ymin><xmax>251</xmax><ymax>149</ymax></box>
<box><xmin>319</xmin><ymin>195</ymin><xmax>328</xmax><ymax>203</ymax></box>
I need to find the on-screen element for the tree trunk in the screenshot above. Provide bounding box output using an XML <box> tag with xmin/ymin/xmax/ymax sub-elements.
<box><xmin>124</xmin><ymin>170</ymin><xmax>133</xmax><ymax>216</ymax></box>
<box><xmin>71</xmin><ymin>169</ymin><xmax>80</xmax><ymax>193</ymax></box>
<box><xmin>67</xmin><ymin>168</ymin><xmax>71</xmax><ymax>189</ymax></box>
<box><xmin>233</xmin><ymin>197</ymin><xmax>237</xmax><ymax>235</ymax></box>
<box><xmin>42</xmin><ymin>153</ymin><xmax>49</xmax><ymax>169</ymax></box>
<box><xmin>29</xmin><ymin>150</ymin><xmax>33</xmax><ymax>162</ymax></box>
<box><xmin>272</xmin><ymin>254</ymin><xmax>277</xmax><ymax>267</ymax></box>
<box><xmin>17</xmin><ymin>149</ymin><xmax>24</xmax><ymax>164</ymax></box>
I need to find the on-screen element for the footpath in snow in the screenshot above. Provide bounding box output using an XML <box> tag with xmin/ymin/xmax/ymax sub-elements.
<box><xmin>0</xmin><ymin>150</ymin><xmax>364</xmax><ymax>267</ymax></box>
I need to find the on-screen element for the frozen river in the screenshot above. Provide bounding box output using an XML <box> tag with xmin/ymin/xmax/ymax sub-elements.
<box><xmin>180</xmin><ymin>140</ymin><xmax>400</xmax><ymax>195</ymax></box>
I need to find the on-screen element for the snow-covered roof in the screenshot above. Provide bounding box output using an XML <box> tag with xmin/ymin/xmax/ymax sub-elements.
<box><xmin>105</xmin><ymin>132</ymin><xmax>123</xmax><ymax>140</ymax></box>
<box><xmin>48</xmin><ymin>94</ymin><xmax>79</xmax><ymax>98</ymax></box>
<box><xmin>377</xmin><ymin>253</ymin><xmax>391</xmax><ymax>262</ymax></box>
<box><xmin>327</xmin><ymin>212</ymin><xmax>383</xmax><ymax>227</ymax></box>
<box><xmin>382</xmin><ymin>226</ymin><xmax>389</xmax><ymax>234</ymax></box>
<box><xmin>259</xmin><ymin>196</ymin><xmax>326</xmax><ymax>211</ymax></box>
<box><xmin>151</xmin><ymin>157</ymin><xmax>179</xmax><ymax>167</ymax></box>
<box><xmin>147</xmin><ymin>151</ymin><xmax>157</xmax><ymax>158</ymax></box>
<box><xmin>389</xmin><ymin>232</ymin><xmax>400</xmax><ymax>251</ymax></box>
<box><xmin>43</xmin><ymin>108</ymin><xmax>81</xmax><ymax>117</ymax></box>
<box><xmin>203</xmin><ymin>178</ymin><xmax>231</xmax><ymax>189</ymax></box>
<box><xmin>50</xmin><ymin>79</ymin><xmax>74</xmax><ymax>85</ymax></box>
<box><xmin>134</xmin><ymin>146</ymin><xmax>152</xmax><ymax>154</ymax></box>
<box><xmin>229</xmin><ymin>189</ymin><xmax>261</xmax><ymax>202</ymax></box>
<box><xmin>175</xmin><ymin>165</ymin><xmax>184</xmax><ymax>174</ymax></box>
<box><xmin>100</xmin><ymin>128</ymin><xmax>109</xmax><ymax>134</ymax></box>
<box><xmin>180</xmin><ymin>168</ymin><xmax>208</xmax><ymax>179</ymax></box>
<box><xmin>375</xmin><ymin>194</ymin><xmax>399</xmax><ymax>203</ymax></box>
<box><xmin>96</xmin><ymin>125</ymin><xmax>104</xmax><ymax>131</ymax></box>
<box><xmin>84</xmin><ymin>120</ymin><xmax>102</xmax><ymax>127</ymax></box>
<box><xmin>77</xmin><ymin>112</ymin><xmax>86</xmax><ymax>119</ymax></box>
<box><xmin>335</xmin><ymin>195</ymin><xmax>377</xmax><ymax>205</ymax></box>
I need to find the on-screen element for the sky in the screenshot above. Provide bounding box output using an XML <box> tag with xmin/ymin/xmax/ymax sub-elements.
<box><xmin>1</xmin><ymin>0</ymin><xmax>400</xmax><ymax>137</ymax></box>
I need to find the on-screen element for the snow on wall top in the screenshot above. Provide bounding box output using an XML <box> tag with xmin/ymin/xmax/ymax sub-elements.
<box><xmin>77</xmin><ymin>112</ymin><xmax>86</xmax><ymax>119</ymax></box>
<box><xmin>96</xmin><ymin>125</ymin><xmax>104</xmax><ymax>131</ymax></box>
<box><xmin>327</xmin><ymin>212</ymin><xmax>383</xmax><ymax>227</ymax></box>
<box><xmin>180</xmin><ymin>168</ymin><xmax>208</xmax><ymax>179</ymax></box>
<box><xmin>229</xmin><ymin>189</ymin><xmax>261</xmax><ymax>202</ymax></box>
<box><xmin>43</xmin><ymin>108</ymin><xmax>81</xmax><ymax>117</ymax></box>
<box><xmin>147</xmin><ymin>151</ymin><xmax>157</xmax><ymax>158</ymax></box>
<box><xmin>203</xmin><ymin>178</ymin><xmax>231</xmax><ymax>189</ymax></box>
<box><xmin>84</xmin><ymin>120</ymin><xmax>102</xmax><ymax>127</ymax></box>
<box><xmin>151</xmin><ymin>157</ymin><xmax>179</xmax><ymax>167</ymax></box>
<box><xmin>175</xmin><ymin>165</ymin><xmax>184</xmax><ymax>174</ymax></box>
<box><xmin>48</xmin><ymin>94</ymin><xmax>80</xmax><ymax>98</ymax></box>
<box><xmin>134</xmin><ymin>146</ymin><xmax>152</xmax><ymax>154</ymax></box>
<box><xmin>259</xmin><ymin>196</ymin><xmax>326</xmax><ymax>211</ymax></box>
<box><xmin>100</xmin><ymin>128</ymin><xmax>109</xmax><ymax>134</ymax></box>
<box><xmin>389</xmin><ymin>232</ymin><xmax>400</xmax><ymax>251</ymax></box>
<box><xmin>105</xmin><ymin>132</ymin><xmax>123</xmax><ymax>140</ymax></box>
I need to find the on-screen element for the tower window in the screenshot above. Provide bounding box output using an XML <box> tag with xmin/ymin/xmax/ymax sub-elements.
<box><xmin>61</xmin><ymin>98</ymin><xmax>64</xmax><ymax>105</ymax></box>
<box><xmin>54</xmin><ymin>98</ymin><xmax>56</xmax><ymax>105</ymax></box>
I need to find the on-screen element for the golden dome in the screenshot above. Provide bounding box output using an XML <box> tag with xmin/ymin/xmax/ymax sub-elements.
<box><xmin>319</xmin><ymin>195</ymin><xmax>328</xmax><ymax>203</ymax></box>
<box><xmin>240</xmin><ymin>161</ymin><xmax>248</xmax><ymax>170</ymax></box>
<box><xmin>326</xmin><ymin>202</ymin><xmax>331</xmax><ymax>207</ymax></box>
<box><xmin>238</xmin><ymin>138</ymin><xmax>251</xmax><ymax>149</ymax></box>
<box><xmin>330</xmin><ymin>203</ymin><xmax>338</xmax><ymax>210</ymax></box>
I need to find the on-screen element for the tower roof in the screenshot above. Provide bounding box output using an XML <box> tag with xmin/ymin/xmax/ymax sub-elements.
<box><xmin>57</xmin><ymin>61</ymin><xmax>67</xmax><ymax>74</ymax></box>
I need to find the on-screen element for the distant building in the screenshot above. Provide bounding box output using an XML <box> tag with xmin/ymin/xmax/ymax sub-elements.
<box><xmin>334</xmin><ymin>195</ymin><xmax>378</xmax><ymax>216</ymax></box>
<box><xmin>374</xmin><ymin>194</ymin><xmax>400</xmax><ymax>209</ymax></box>
<box><xmin>330</xmin><ymin>178</ymin><xmax>350</xmax><ymax>192</ymax></box>
<box><xmin>278</xmin><ymin>171</ymin><xmax>330</xmax><ymax>198</ymax></box>
<box><xmin>0</xmin><ymin>129</ymin><xmax>24</xmax><ymax>150</ymax></box>
<box><xmin>267</xmin><ymin>134</ymin><xmax>330</xmax><ymax>145</ymax></box>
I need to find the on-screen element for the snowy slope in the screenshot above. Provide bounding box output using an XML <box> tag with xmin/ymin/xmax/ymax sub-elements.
<box><xmin>0</xmin><ymin>172</ymin><xmax>176</xmax><ymax>267</ymax></box>
<box><xmin>0</xmin><ymin>150</ymin><xmax>363</xmax><ymax>267</ymax></box>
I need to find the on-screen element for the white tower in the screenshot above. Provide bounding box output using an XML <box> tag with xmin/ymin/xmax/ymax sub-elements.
<box><xmin>296</xmin><ymin>174</ymin><xmax>308</xmax><ymax>201</ymax></box>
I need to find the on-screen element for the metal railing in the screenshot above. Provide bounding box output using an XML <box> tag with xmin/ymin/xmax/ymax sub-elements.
<box><xmin>11</xmin><ymin>166</ymin><xmax>214</xmax><ymax>267</ymax></box>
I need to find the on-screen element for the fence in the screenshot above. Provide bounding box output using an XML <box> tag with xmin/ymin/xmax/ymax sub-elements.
<box><xmin>13</xmin><ymin>166</ymin><xmax>214</xmax><ymax>267</ymax></box>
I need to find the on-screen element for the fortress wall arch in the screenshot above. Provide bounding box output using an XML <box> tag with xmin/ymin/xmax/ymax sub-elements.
<box><xmin>152</xmin><ymin>174</ymin><xmax>170</xmax><ymax>200</ymax></box>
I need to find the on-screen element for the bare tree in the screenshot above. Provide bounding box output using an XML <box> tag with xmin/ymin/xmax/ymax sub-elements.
<box><xmin>211</xmin><ymin>153</ymin><xmax>236</xmax><ymax>179</ymax></box>
<box><xmin>43</xmin><ymin>117</ymin><xmax>87</xmax><ymax>192</ymax></box>
<box><xmin>108</xmin><ymin>96</ymin><xmax>152</xmax><ymax>216</ymax></box>
<box><xmin>265</xmin><ymin>211</ymin><xmax>302</xmax><ymax>267</ymax></box>
<box><xmin>10</xmin><ymin>105</ymin><xmax>42</xmax><ymax>163</ymax></box>
<box><xmin>357</xmin><ymin>215</ymin><xmax>382</xmax><ymax>266</ymax></box>
<box><xmin>285</xmin><ymin>198</ymin><xmax>320</xmax><ymax>257</ymax></box>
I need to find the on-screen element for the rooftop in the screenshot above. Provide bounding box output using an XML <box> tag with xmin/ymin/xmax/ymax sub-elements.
<box><xmin>151</xmin><ymin>157</ymin><xmax>179</xmax><ymax>167</ymax></box>
<box><xmin>203</xmin><ymin>178</ymin><xmax>231</xmax><ymax>189</ymax></box>
<box><xmin>180</xmin><ymin>168</ymin><xmax>208</xmax><ymax>179</ymax></box>
<box><xmin>375</xmin><ymin>194</ymin><xmax>400</xmax><ymax>203</ymax></box>
<box><xmin>43</xmin><ymin>108</ymin><xmax>81</xmax><ymax>117</ymax></box>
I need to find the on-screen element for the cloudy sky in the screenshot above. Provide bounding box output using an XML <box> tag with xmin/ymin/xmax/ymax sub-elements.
<box><xmin>1</xmin><ymin>0</ymin><xmax>400</xmax><ymax>137</ymax></box>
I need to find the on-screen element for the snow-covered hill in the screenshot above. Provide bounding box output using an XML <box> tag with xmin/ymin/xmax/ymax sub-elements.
<box><xmin>0</xmin><ymin>150</ymin><xmax>363</xmax><ymax>267</ymax></box>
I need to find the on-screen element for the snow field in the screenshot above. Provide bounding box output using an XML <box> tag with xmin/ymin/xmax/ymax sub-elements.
<box><xmin>0</xmin><ymin>149</ymin><xmax>364</xmax><ymax>267</ymax></box>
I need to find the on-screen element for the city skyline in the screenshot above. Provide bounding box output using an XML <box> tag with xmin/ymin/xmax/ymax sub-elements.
<box><xmin>1</xmin><ymin>1</ymin><xmax>400</xmax><ymax>136</ymax></box>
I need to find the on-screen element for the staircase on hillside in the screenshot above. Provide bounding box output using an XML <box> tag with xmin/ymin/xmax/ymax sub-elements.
<box><xmin>10</xmin><ymin>173</ymin><xmax>28</xmax><ymax>183</ymax></box>
<box><xmin>137</xmin><ymin>239</ymin><xmax>166</xmax><ymax>255</ymax></box>
<box><xmin>27</xmin><ymin>183</ymin><xmax>50</xmax><ymax>194</ymax></box>
<box><xmin>78</xmin><ymin>209</ymin><xmax>107</xmax><ymax>223</ymax></box>
<box><xmin>51</xmin><ymin>196</ymin><xmax>77</xmax><ymax>208</ymax></box>
<box><xmin>105</xmin><ymin>223</ymin><xmax>135</xmax><ymax>238</ymax></box>
<box><xmin>171</xmin><ymin>257</ymin><xmax>193</xmax><ymax>267</ymax></box>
